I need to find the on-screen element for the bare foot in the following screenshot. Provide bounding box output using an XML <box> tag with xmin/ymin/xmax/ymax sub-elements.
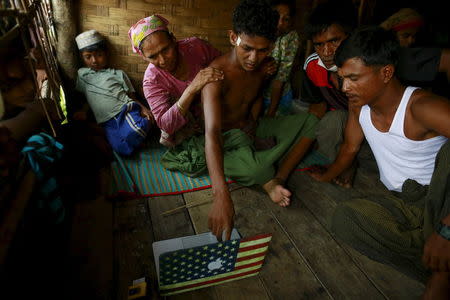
<box><xmin>421</xmin><ymin>272</ymin><xmax>449</xmax><ymax>300</ymax></box>
<box><xmin>262</xmin><ymin>178</ymin><xmax>291</xmax><ymax>207</ymax></box>
<box><xmin>332</xmin><ymin>163</ymin><xmax>357</xmax><ymax>188</ymax></box>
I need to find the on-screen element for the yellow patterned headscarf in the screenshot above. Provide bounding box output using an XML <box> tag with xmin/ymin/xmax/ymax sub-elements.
<box><xmin>128</xmin><ymin>15</ymin><xmax>170</xmax><ymax>56</ymax></box>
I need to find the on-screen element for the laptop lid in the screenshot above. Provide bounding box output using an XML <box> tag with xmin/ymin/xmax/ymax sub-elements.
<box><xmin>153</xmin><ymin>231</ymin><xmax>272</xmax><ymax>296</ymax></box>
<box><xmin>153</xmin><ymin>228</ymin><xmax>241</xmax><ymax>281</ymax></box>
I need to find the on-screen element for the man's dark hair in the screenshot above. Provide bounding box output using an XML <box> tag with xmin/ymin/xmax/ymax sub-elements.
<box><xmin>335</xmin><ymin>26</ymin><xmax>400</xmax><ymax>68</ymax></box>
<box><xmin>304</xmin><ymin>0</ymin><xmax>357</xmax><ymax>40</ymax></box>
<box><xmin>269</xmin><ymin>0</ymin><xmax>296</xmax><ymax>16</ymax></box>
<box><xmin>232</xmin><ymin>0</ymin><xmax>278</xmax><ymax>42</ymax></box>
<box><xmin>79</xmin><ymin>40</ymin><xmax>107</xmax><ymax>53</ymax></box>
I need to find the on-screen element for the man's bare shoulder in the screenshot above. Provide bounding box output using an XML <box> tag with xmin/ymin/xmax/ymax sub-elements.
<box><xmin>202</xmin><ymin>55</ymin><xmax>228</xmax><ymax>95</ymax></box>
<box><xmin>409</xmin><ymin>89</ymin><xmax>450</xmax><ymax>131</ymax></box>
<box><xmin>410</xmin><ymin>89</ymin><xmax>450</xmax><ymax>114</ymax></box>
<box><xmin>208</xmin><ymin>52</ymin><xmax>233</xmax><ymax>69</ymax></box>
<box><xmin>408</xmin><ymin>89</ymin><xmax>450</xmax><ymax>137</ymax></box>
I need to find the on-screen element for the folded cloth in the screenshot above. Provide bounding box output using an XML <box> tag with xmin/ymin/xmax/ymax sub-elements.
<box><xmin>21</xmin><ymin>132</ymin><xmax>65</xmax><ymax>224</ymax></box>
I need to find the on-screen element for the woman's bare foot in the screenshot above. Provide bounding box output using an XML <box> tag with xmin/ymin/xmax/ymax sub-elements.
<box><xmin>421</xmin><ymin>272</ymin><xmax>449</xmax><ymax>300</ymax></box>
<box><xmin>262</xmin><ymin>178</ymin><xmax>291</xmax><ymax>207</ymax></box>
<box><xmin>332</xmin><ymin>163</ymin><xmax>357</xmax><ymax>188</ymax></box>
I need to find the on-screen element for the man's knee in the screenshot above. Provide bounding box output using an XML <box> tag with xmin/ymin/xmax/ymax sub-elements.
<box><xmin>226</xmin><ymin>161</ymin><xmax>275</xmax><ymax>186</ymax></box>
<box><xmin>246</xmin><ymin>162</ymin><xmax>275</xmax><ymax>185</ymax></box>
<box><xmin>301</xmin><ymin>113</ymin><xmax>320</xmax><ymax>139</ymax></box>
<box><xmin>315</xmin><ymin>110</ymin><xmax>348</xmax><ymax>160</ymax></box>
<box><xmin>316</xmin><ymin>110</ymin><xmax>347</xmax><ymax>136</ymax></box>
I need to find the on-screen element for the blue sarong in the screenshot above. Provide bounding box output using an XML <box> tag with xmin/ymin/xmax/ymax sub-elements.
<box><xmin>103</xmin><ymin>102</ymin><xmax>150</xmax><ymax>156</ymax></box>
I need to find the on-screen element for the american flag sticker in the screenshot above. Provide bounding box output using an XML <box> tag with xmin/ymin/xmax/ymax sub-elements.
<box><xmin>158</xmin><ymin>233</ymin><xmax>273</xmax><ymax>296</ymax></box>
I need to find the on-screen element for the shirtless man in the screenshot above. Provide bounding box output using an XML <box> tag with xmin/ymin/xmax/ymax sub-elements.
<box><xmin>310</xmin><ymin>27</ymin><xmax>449</xmax><ymax>299</ymax></box>
<box><xmin>201</xmin><ymin>0</ymin><xmax>318</xmax><ymax>240</ymax></box>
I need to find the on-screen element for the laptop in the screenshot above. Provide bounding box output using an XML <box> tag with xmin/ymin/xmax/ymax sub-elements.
<box><xmin>152</xmin><ymin>229</ymin><xmax>272</xmax><ymax>296</ymax></box>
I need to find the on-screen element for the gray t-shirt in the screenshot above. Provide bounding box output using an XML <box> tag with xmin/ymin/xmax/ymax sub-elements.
<box><xmin>76</xmin><ymin>68</ymin><xmax>135</xmax><ymax>123</ymax></box>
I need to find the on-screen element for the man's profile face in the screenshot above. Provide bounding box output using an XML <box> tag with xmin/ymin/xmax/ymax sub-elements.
<box><xmin>230</xmin><ymin>32</ymin><xmax>273</xmax><ymax>71</ymax></box>
<box><xmin>312</xmin><ymin>24</ymin><xmax>348</xmax><ymax>69</ymax></box>
<box><xmin>337</xmin><ymin>57</ymin><xmax>387</xmax><ymax>107</ymax></box>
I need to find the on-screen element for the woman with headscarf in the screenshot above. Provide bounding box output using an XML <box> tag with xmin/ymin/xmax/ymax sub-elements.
<box><xmin>380</xmin><ymin>8</ymin><xmax>424</xmax><ymax>48</ymax></box>
<box><xmin>128</xmin><ymin>15</ymin><xmax>224</xmax><ymax>147</ymax></box>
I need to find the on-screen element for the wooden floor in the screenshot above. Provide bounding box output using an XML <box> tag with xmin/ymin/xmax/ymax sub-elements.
<box><xmin>66</xmin><ymin>154</ymin><xmax>425</xmax><ymax>300</ymax></box>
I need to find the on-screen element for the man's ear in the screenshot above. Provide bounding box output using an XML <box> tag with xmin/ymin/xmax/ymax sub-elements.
<box><xmin>229</xmin><ymin>30</ymin><xmax>237</xmax><ymax>46</ymax></box>
<box><xmin>382</xmin><ymin>64</ymin><xmax>395</xmax><ymax>83</ymax></box>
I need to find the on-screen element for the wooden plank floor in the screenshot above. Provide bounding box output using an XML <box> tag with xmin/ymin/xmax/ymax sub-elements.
<box><xmin>68</xmin><ymin>155</ymin><xmax>425</xmax><ymax>299</ymax></box>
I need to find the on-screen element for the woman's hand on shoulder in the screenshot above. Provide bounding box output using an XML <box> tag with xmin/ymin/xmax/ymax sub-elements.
<box><xmin>189</xmin><ymin>67</ymin><xmax>224</xmax><ymax>94</ymax></box>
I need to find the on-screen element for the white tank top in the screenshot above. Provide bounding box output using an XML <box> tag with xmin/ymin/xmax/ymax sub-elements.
<box><xmin>359</xmin><ymin>86</ymin><xmax>448</xmax><ymax>192</ymax></box>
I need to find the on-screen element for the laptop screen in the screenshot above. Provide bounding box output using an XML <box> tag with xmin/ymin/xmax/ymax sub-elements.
<box><xmin>152</xmin><ymin>229</ymin><xmax>241</xmax><ymax>281</ymax></box>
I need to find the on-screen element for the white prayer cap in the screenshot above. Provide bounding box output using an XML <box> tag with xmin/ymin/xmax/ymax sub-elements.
<box><xmin>75</xmin><ymin>30</ymin><xmax>104</xmax><ymax>50</ymax></box>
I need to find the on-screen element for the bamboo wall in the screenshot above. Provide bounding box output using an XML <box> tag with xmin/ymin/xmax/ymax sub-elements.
<box><xmin>76</xmin><ymin>0</ymin><xmax>312</xmax><ymax>96</ymax></box>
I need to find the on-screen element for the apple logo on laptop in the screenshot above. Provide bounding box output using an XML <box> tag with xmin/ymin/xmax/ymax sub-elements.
<box><xmin>208</xmin><ymin>258</ymin><xmax>223</xmax><ymax>271</ymax></box>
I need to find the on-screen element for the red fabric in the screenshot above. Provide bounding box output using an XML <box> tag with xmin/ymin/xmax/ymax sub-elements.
<box><xmin>392</xmin><ymin>20</ymin><xmax>424</xmax><ymax>32</ymax></box>
<box><xmin>305</xmin><ymin>58</ymin><xmax>333</xmax><ymax>88</ymax></box>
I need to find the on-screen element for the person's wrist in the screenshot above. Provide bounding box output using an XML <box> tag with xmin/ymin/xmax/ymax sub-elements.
<box><xmin>436</xmin><ymin>221</ymin><xmax>450</xmax><ymax>241</ymax></box>
<box><xmin>186</xmin><ymin>83</ymin><xmax>198</xmax><ymax>95</ymax></box>
<box><xmin>213</xmin><ymin>187</ymin><xmax>231</xmax><ymax>201</ymax></box>
<box><xmin>176</xmin><ymin>101</ymin><xmax>187</xmax><ymax>116</ymax></box>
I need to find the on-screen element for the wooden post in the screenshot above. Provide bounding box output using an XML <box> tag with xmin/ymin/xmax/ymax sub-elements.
<box><xmin>51</xmin><ymin>0</ymin><xmax>77</xmax><ymax>83</ymax></box>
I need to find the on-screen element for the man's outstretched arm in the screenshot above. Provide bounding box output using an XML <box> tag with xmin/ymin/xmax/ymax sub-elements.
<box><xmin>310</xmin><ymin>106</ymin><xmax>365</xmax><ymax>182</ymax></box>
<box><xmin>201</xmin><ymin>80</ymin><xmax>235</xmax><ymax>241</ymax></box>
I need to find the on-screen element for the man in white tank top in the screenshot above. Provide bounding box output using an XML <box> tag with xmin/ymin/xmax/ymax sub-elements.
<box><xmin>309</xmin><ymin>27</ymin><xmax>450</xmax><ymax>299</ymax></box>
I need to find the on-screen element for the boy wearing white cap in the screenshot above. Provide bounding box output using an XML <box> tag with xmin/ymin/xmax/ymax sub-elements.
<box><xmin>75</xmin><ymin>30</ymin><xmax>154</xmax><ymax>156</ymax></box>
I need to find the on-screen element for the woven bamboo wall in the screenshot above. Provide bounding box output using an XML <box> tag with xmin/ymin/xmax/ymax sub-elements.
<box><xmin>76</xmin><ymin>0</ymin><xmax>311</xmax><ymax>96</ymax></box>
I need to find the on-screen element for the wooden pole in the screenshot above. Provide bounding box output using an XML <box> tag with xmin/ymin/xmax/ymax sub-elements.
<box><xmin>50</xmin><ymin>0</ymin><xmax>77</xmax><ymax>82</ymax></box>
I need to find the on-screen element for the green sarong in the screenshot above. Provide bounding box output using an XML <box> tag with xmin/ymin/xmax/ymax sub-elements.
<box><xmin>161</xmin><ymin>113</ymin><xmax>318</xmax><ymax>185</ymax></box>
<box><xmin>331</xmin><ymin>141</ymin><xmax>450</xmax><ymax>282</ymax></box>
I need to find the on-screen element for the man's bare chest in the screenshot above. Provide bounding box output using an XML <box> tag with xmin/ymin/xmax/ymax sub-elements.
<box><xmin>222</xmin><ymin>75</ymin><xmax>262</xmax><ymax>108</ymax></box>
